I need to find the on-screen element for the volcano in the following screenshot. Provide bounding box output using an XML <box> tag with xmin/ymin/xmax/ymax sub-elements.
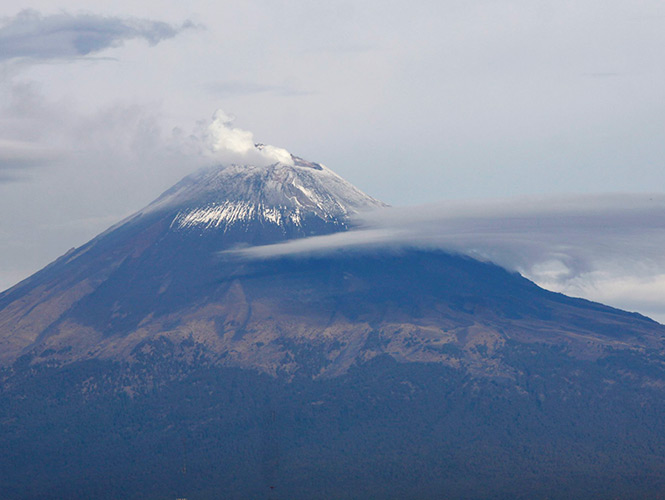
<box><xmin>2</xmin><ymin>157</ymin><xmax>665</xmax><ymax>499</ymax></box>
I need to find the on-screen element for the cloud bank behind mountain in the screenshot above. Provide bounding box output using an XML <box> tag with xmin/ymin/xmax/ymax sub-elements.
<box><xmin>234</xmin><ymin>194</ymin><xmax>665</xmax><ymax>322</ymax></box>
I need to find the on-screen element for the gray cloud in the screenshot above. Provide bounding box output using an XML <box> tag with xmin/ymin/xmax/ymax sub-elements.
<box><xmin>206</xmin><ymin>81</ymin><xmax>310</xmax><ymax>98</ymax></box>
<box><xmin>0</xmin><ymin>86</ymin><xmax>199</xmax><ymax>291</ymax></box>
<box><xmin>231</xmin><ymin>194</ymin><xmax>665</xmax><ymax>322</ymax></box>
<box><xmin>584</xmin><ymin>72</ymin><xmax>626</xmax><ymax>78</ymax></box>
<box><xmin>0</xmin><ymin>82</ymin><xmax>71</xmax><ymax>181</ymax></box>
<box><xmin>0</xmin><ymin>9</ymin><xmax>193</xmax><ymax>61</ymax></box>
<box><xmin>0</xmin><ymin>139</ymin><xmax>65</xmax><ymax>181</ymax></box>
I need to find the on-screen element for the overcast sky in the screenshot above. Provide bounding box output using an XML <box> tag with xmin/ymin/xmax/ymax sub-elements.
<box><xmin>1</xmin><ymin>1</ymin><xmax>665</xmax><ymax>319</ymax></box>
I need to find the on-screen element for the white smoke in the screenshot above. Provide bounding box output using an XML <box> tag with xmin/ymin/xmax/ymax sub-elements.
<box><xmin>203</xmin><ymin>110</ymin><xmax>294</xmax><ymax>166</ymax></box>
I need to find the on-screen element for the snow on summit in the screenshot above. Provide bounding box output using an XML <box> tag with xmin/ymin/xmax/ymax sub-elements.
<box><xmin>137</xmin><ymin>110</ymin><xmax>387</xmax><ymax>233</ymax></box>
<box><xmin>160</xmin><ymin>157</ymin><xmax>386</xmax><ymax>232</ymax></box>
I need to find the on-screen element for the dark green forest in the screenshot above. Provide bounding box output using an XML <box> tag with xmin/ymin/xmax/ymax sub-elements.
<box><xmin>3</xmin><ymin>343</ymin><xmax>665</xmax><ymax>499</ymax></box>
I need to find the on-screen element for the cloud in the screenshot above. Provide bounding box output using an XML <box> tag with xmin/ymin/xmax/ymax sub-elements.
<box><xmin>0</xmin><ymin>89</ymin><xmax>206</xmax><ymax>291</ymax></box>
<box><xmin>231</xmin><ymin>194</ymin><xmax>665</xmax><ymax>321</ymax></box>
<box><xmin>0</xmin><ymin>139</ymin><xmax>65</xmax><ymax>181</ymax></box>
<box><xmin>0</xmin><ymin>9</ymin><xmax>193</xmax><ymax>62</ymax></box>
<box><xmin>0</xmin><ymin>80</ymin><xmax>197</xmax><ymax>180</ymax></box>
<box><xmin>0</xmin><ymin>81</ymin><xmax>292</xmax><ymax>187</ymax></box>
<box><xmin>184</xmin><ymin>109</ymin><xmax>294</xmax><ymax>166</ymax></box>
<box><xmin>206</xmin><ymin>81</ymin><xmax>310</xmax><ymax>98</ymax></box>
<box><xmin>0</xmin><ymin>82</ymin><xmax>72</xmax><ymax>181</ymax></box>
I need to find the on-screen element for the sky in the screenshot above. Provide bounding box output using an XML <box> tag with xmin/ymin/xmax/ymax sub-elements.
<box><xmin>1</xmin><ymin>1</ymin><xmax>665</xmax><ymax>319</ymax></box>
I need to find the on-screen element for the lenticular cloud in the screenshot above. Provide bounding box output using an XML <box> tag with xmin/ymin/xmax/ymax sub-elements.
<box><xmin>233</xmin><ymin>193</ymin><xmax>665</xmax><ymax>322</ymax></box>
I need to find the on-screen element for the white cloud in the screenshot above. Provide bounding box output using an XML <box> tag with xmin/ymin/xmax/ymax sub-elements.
<box><xmin>205</xmin><ymin>109</ymin><xmax>255</xmax><ymax>155</ymax></box>
<box><xmin>200</xmin><ymin>109</ymin><xmax>294</xmax><ymax>166</ymax></box>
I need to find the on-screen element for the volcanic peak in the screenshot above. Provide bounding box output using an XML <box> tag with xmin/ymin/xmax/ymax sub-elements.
<box><xmin>144</xmin><ymin>157</ymin><xmax>386</xmax><ymax>233</ymax></box>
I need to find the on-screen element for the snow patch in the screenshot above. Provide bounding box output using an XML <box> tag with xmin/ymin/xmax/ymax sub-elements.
<box><xmin>172</xmin><ymin>201</ymin><xmax>301</xmax><ymax>231</ymax></box>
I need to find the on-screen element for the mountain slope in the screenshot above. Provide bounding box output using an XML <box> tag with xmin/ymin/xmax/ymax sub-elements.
<box><xmin>0</xmin><ymin>158</ymin><xmax>387</xmax><ymax>365</ymax></box>
<box><xmin>3</xmin><ymin>157</ymin><xmax>665</xmax><ymax>499</ymax></box>
<box><xmin>0</xmin><ymin>158</ymin><xmax>663</xmax><ymax>373</ymax></box>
